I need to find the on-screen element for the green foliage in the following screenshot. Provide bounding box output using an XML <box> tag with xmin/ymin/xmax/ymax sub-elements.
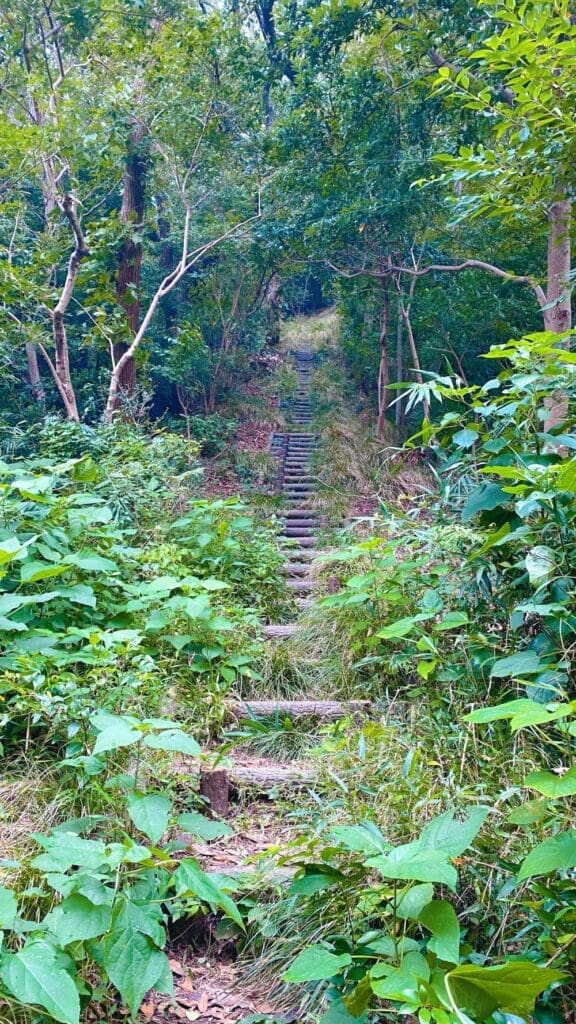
<box><xmin>277</xmin><ymin>811</ymin><xmax>564</xmax><ymax>1022</ymax></box>
<box><xmin>0</xmin><ymin>441</ymin><xmax>285</xmax><ymax>752</ymax></box>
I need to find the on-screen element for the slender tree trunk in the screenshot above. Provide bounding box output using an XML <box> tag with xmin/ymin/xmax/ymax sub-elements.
<box><xmin>544</xmin><ymin>198</ymin><xmax>571</xmax><ymax>335</ymax></box>
<box><xmin>40</xmin><ymin>195</ymin><xmax>88</xmax><ymax>422</ymax></box>
<box><xmin>395</xmin><ymin>315</ymin><xmax>404</xmax><ymax>428</ymax></box>
<box><xmin>25</xmin><ymin>343</ymin><xmax>45</xmax><ymax>402</ymax></box>
<box><xmin>157</xmin><ymin>195</ymin><xmax>177</xmax><ymax>333</ymax></box>
<box><xmin>114</xmin><ymin>125</ymin><xmax>147</xmax><ymax>403</ymax></box>
<box><xmin>543</xmin><ymin>196</ymin><xmax>572</xmax><ymax>431</ymax></box>
<box><xmin>376</xmin><ymin>279</ymin><xmax>390</xmax><ymax>438</ymax></box>
<box><xmin>265</xmin><ymin>273</ymin><xmax>281</xmax><ymax>345</ymax></box>
<box><xmin>397</xmin><ymin>276</ymin><xmax>429</xmax><ymax>422</ymax></box>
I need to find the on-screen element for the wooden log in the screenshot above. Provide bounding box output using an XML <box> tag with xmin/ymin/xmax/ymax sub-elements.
<box><xmin>228</xmin><ymin>699</ymin><xmax>370</xmax><ymax>721</ymax></box>
<box><xmin>263</xmin><ymin>624</ymin><xmax>297</xmax><ymax>638</ymax></box>
<box><xmin>229</xmin><ymin>762</ymin><xmax>315</xmax><ymax>788</ymax></box>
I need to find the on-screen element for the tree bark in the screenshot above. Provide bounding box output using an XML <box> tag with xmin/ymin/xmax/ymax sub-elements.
<box><xmin>544</xmin><ymin>197</ymin><xmax>571</xmax><ymax>336</ymax></box>
<box><xmin>376</xmin><ymin>278</ymin><xmax>391</xmax><ymax>437</ymax></box>
<box><xmin>395</xmin><ymin>315</ymin><xmax>404</xmax><ymax>428</ymax></box>
<box><xmin>114</xmin><ymin>125</ymin><xmax>147</xmax><ymax>403</ymax></box>
<box><xmin>397</xmin><ymin>277</ymin><xmax>430</xmax><ymax>422</ymax></box>
<box><xmin>543</xmin><ymin>196</ymin><xmax>572</xmax><ymax>431</ymax></box>
<box><xmin>44</xmin><ymin>195</ymin><xmax>88</xmax><ymax>422</ymax></box>
<box><xmin>265</xmin><ymin>272</ymin><xmax>281</xmax><ymax>345</ymax></box>
<box><xmin>25</xmin><ymin>343</ymin><xmax>45</xmax><ymax>402</ymax></box>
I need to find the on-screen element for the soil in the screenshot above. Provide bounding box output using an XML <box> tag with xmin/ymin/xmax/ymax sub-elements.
<box><xmin>140</xmin><ymin>956</ymin><xmax>276</xmax><ymax>1023</ymax></box>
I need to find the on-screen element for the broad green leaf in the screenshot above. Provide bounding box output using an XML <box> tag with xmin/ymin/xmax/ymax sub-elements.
<box><xmin>418</xmin><ymin>808</ymin><xmax>488</xmax><ymax>858</ymax></box>
<box><xmin>526</xmin><ymin>546</ymin><xmax>556</xmax><ymax>586</ymax></box>
<box><xmin>1</xmin><ymin>940</ymin><xmax>80</xmax><ymax>1024</ymax></box>
<box><xmin>446</xmin><ymin>962</ymin><xmax>566</xmax><ymax>1018</ymax></box>
<box><xmin>290</xmin><ymin>869</ymin><xmax>344</xmax><ymax>895</ymax></box>
<box><xmin>370</xmin><ymin>951</ymin><xmax>430</xmax><ymax>999</ymax></box>
<box><xmin>44</xmin><ymin>894</ymin><xmax>112</xmax><ymax>945</ymax></box>
<box><xmin>177</xmin><ymin>812</ymin><xmax>232</xmax><ymax>841</ymax></box>
<box><xmin>55</xmin><ymin>584</ymin><xmax>96</xmax><ymax>607</ymax></box>
<box><xmin>462</xmin><ymin>484</ymin><xmax>508</xmax><ymax>522</ymax></box>
<box><xmin>0</xmin><ymin>886</ymin><xmax>17</xmax><ymax>929</ymax></box>
<box><xmin>490</xmin><ymin>650</ymin><xmax>541</xmax><ymax>678</ymax></box>
<box><xmin>127</xmin><ymin>793</ymin><xmax>171</xmax><ymax>844</ymax></box>
<box><xmin>525</xmin><ymin>768</ymin><xmax>576</xmax><ymax>798</ymax></box>
<box><xmin>466</xmin><ymin>698</ymin><xmax>556</xmax><ymax>726</ymax></box>
<box><xmin>419</xmin><ymin>899</ymin><xmax>460</xmax><ymax>964</ymax></box>
<box><xmin>342</xmin><ymin>975</ymin><xmax>372</xmax><ymax>1017</ymax></box>
<box><xmin>555</xmin><ymin>461</ymin><xmax>576</xmax><ymax>493</ymax></box>
<box><xmin>20</xmin><ymin>560</ymin><xmax>70</xmax><ymax>583</ymax></box>
<box><xmin>330</xmin><ymin>823</ymin><xmax>388</xmax><ymax>854</ymax></box>
<box><xmin>113</xmin><ymin>897</ymin><xmax>166</xmax><ymax>949</ymax></box>
<box><xmin>0</xmin><ymin>538</ymin><xmax>29</xmax><ymax>566</ymax></box>
<box><xmin>434</xmin><ymin>611</ymin><xmax>469</xmax><ymax>631</ymax></box>
<box><xmin>319</xmin><ymin>1000</ymin><xmax>368</xmax><ymax>1024</ymax></box>
<box><xmin>396</xmin><ymin>883</ymin><xmax>434</xmax><ymax>920</ymax></box>
<box><xmin>183</xmin><ymin>595</ymin><xmax>211</xmax><ymax>618</ymax></box>
<box><xmin>283</xmin><ymin>945</ymin><xmax>352</xmax><ymax>983</ymax></box>
<box><xmin>143</xmin><ymin>729</ymin><xmax>200</xmax><ymax>756</ymax></box>
<box><xmin>518</xmin><ymin>830</ymin><xmax>576</xmax><ymax>880</ymax></box>
<box><xmin>376</xmin><ymin>614</ymin><xmax>428</xmax><ymax>640</ymax></box>
<box><xmin>102</xmin><ymin>925</ymin><xmax>169</xmax><ymax>1016</ymax></box>
<box><xmin>31</xmin><ymin>834</ymin><xmax>106</xmax><ymax>873</ymax></box>
<box><xmin>0</xmin><ymin>616</ymin><xmax>27</xmax><ymax>632</ymax></box>
<box><xmin>507</xmin><ymin>799</ymin><xmax>551</xmax><ymax>826</ymax></box>
<box><xmin>71</xmin><ymin>553</ymin><xmax>118</xmax><ymax>572</ymax></box>
<box><xmin>199</xmin><ymin>577</ymin><xmax>230</xmax><ymax>591</ymax></box>
<box><xmin>453</xmin><ymin>428</ymin><xmax>478</xmax><ymax>449</ymax></box>
<box><xmin>93</xmin><ymin>719</ymin><xmax>142</xmax><ymax>755</ymax></box>
<box><xmin>173</xmin><ymin>859</ymin><xmax>244</xmax><ymax>928</ymax></box>
<box><xmin>368</xmin><ymin>847</ymin><xmax>457</xmax><ymax>889</ymax></box>
<box><xmin>145</xmin><ymin>608</ymin><xmax>171</xmax><ymax>631</ymax></box>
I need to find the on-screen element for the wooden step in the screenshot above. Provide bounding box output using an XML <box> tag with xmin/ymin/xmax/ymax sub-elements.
<box><xmin>229</xmin><ymin>699</ymin><xmax>371</xmax><ymax>721</ymax></box>
<box><xmin>230</xmin><ymin>762</ymin><xmax>315</xmax><ymax>788</ymax></box>
<box><xmin>263</xmin><ymin>624</ymin><xmax>297</xmax><ymax>638</ymax></box>
<box><xmin>282</xmin><ymin>562</ymin><xmax>309</xmax><ymax>575</ymax></box>
<box><xmin>287</xmin><ymin>579</ymin><xmax>314</xmax><ymax>592</ymax></box>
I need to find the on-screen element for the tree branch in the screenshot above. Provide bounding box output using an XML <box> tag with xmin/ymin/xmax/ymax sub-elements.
<box><xmin>427</xmin><ymin>47</ymin><xmax>515</xmax><ymax>106</ymax></box>
<box><xmin>388</xmin><ymin>259</ymin><xmax>547</xmax><ymax>309</ymax></box>
<box><xmin>104</xmin><ymin>210</ymin><xmax>260</xmax><ymax>422</ymax></box>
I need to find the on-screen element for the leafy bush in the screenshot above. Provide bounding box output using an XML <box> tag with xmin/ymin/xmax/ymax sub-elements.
<box><xmin>0</xmin><ymin>453</ymin><xmax>285</xmax><ymax>751</ymax></box>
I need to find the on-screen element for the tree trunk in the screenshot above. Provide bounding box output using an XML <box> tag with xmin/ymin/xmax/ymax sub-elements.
<box><xmin>157</xmin><ymin>195</ymin><xmax>177</xmax><ymax>334</ymax></box>
<box><xmin>397</xmin><ymin>299</ymin><xmax>428</xmax><ymax>421</ymax></box>
<box><xmin>543</xmin><ymin>197</ymin><xmax>571</xmax><ymax>336</ymax></box>
<box><xmin>25</xmin><ymin>344</ymin><xmax>45</xmax><ymax>402</ymax></box>
<box><xmin>114</xmin><ymin>125</ymin><xmax>147</xmax><ymax>403</ymax></box>
<box><xmin>395</xmin><ymin>315</ymin><xmax>404</xmax><ymax>428</ymax></box>
<box><xmin>41</xmin><ymin>194</ymin><xmax>88</xmax><ymax>422</ymax></box>
<box><xmin>376</xmin><ymin>279</ymin><xmax>390</xmax><ymax>437</ymax></box>
<box><xmin>265</xmin><ymin>273</ymin><xmax>281</xmax><ymax>345</ymax></box>
<box><xmin>543</xmin><ymin>196</ymin><xmax>572</xmax><ymax>431</ymax></box>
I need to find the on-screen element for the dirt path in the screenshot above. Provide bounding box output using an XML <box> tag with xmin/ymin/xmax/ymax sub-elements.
<box><xmin>144</xmin><ymin>346</ymin><xmax>342</xmax><ymax>1023</ymax></box>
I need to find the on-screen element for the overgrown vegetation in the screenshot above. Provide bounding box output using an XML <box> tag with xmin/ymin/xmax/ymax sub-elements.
<box><xmin>1</xmin><ymin>0</ymin><xmax>576</xmax><ymax>1022</ymax></box>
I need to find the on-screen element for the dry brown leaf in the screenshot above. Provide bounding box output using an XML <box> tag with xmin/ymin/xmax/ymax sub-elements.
<box><xmin>175</xmin><ymin>991</ymin><xmax>202</xmax><ymax>1008</ymax></box>
<box><xmin>197</xmin><ymin>991</ymin><xmax>209</xmax><ymax>1013</ymax></box>
<box><xmin>140</xmin><ymin>1000</ymin><xmax>156</xmax><ymax>1020</ymax></box>
<box><xmin>169</xmin><ymin>958</ymin><xmax>186</xmax><ymax>976</ymax></box>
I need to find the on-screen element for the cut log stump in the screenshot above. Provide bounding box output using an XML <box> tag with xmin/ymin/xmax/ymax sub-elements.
<box><xmin>200</xmin><ymin>768</ymin><xmax>230</xmax><ymax>817</ymax></box>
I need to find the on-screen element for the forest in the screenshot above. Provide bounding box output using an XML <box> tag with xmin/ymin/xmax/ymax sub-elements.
<box><xmin>0</xmin><ymin>1</ymin><xmax>575</xmax><ymax>1022</ymax></box>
